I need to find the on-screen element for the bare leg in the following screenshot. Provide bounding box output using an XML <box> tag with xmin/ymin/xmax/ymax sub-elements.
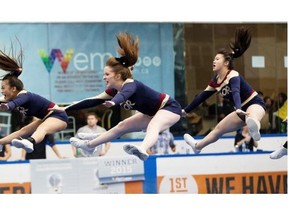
<box><xmin>245</xmin><ymin>104</ymin><xmax>265</xmax><ymax>141</ymax></box>
<box><xmin>196</xmin><ymin>112</ymin><xmax>245</xmax><ymax>150</ymax></box>
<box><xmin>30</xmin><ymin>117</ymin><xmax>67</xmax><ymax>143</ymax></box>
<box><xmin>122</xmin><ymin>110</ymin><xmax>180</xmax><ymax>161</ymax></box>
<box><xmin>9</xmin><ymin>117</ymin><xmax>67</xmax><ymax>153</ymax></box>
<box><xmin>88</xmin><ymin>112</ymin><xmax>151</xmax><ymax>148</ymax></box>
<box><xmin>246</xmin><ymin>104</ymin><xmax>265</xmax><ymax>122</ymax></box>
<box><xmin>0</xmin><ymin>119</ymin><xmax>42</xmax><ymax>145</ymax></box>
<box><xmin>140</xmin><ymin>109</ymin><xmax>180</xmax><ymax>150</ymax></box>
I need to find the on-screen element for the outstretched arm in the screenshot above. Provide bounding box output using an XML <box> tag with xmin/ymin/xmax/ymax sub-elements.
<box><xmin>65</xmin><ymin>97</ymin><xmax>106</xmax><ymax>111</ymax></box>
<box><xmin>183</xmin><ymin>88</ymin><xmax>216</xmax><ymax>114</ymax></box>
<box><xmin>65</xmin><ymin>91</ymin><xmax>115</xmax><ymax>111</ymax></box>
<box><xmin>49</xmin><ymin>91</ymin><xmax>115</xmax><ymax>112</ymax></box>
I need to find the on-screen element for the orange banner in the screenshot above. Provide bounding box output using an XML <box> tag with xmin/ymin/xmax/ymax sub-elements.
<box><xmin>158</xmin><ymin>171</ymin><xmax>287</xmax><ymax>194</ymax></box>
<box><xmin>0</xmin><ymin>182</ymin><xmax>31</xmax><ymax>194</ymax></box>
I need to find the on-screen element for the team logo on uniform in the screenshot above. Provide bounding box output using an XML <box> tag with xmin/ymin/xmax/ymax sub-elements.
<box><xmin>121</xmin><ymin>100</ymin><xmax>135</xmax><ymax>110</ymax></box>
<box><xmin>17</xmin><ymin>107</ymin><xmax>28</xmax><ymax>116</ymax></box>
<box><xmin>220</xmin><ymin>85</ymin><xmax>231</xmax><ymax>96</ymax></box>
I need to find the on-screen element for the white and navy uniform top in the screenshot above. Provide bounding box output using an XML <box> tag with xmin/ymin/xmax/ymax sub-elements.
<box><xmin>66</xmin><ymin>79</ymin><xmax>182</xmax><ymax>117</ymax></box>
<box><xmin>184</xmin><ymin>70</ymin><xmax>265</xmax><ymax>115</ymax></box>
<box><xmin>5</xmin><ymin>90</ymin><xmax>68</xmax><ymax>122</ymax></box>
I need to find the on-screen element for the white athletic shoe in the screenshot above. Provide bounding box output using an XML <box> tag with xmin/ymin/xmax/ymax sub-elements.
<box><xmin>246</xmin><ymin>117</ymin><xmax>261</xmax><ymax>141</ymax></box>
<box><xmin>0</xmin><ymin>145</ymin><xmax>3</xmax><ymax>152</ymax></box>
<box><xmin>70</xmin><ymin>137</ymin><xmax>95</xmax><ymax>155</ymax></box>
<box><xmin>123</xmin><ymin>144</ymin><xmax>149</xmax><ymax>161</ymax></box>
<box><xmin>12</xmin><ymin>139</ymin><xmax>34</xmax><ymax>153</ymax></box>
<box><xmin>184</xmin><ymin>133</ymin><xmax>201</xmax><ymax>154</ymax></box>
<box><xmin>77</xmin><ymin>133</ymin><xmax>100</xmax><ymax>140</ymax></box>
<box><xmin>270</xmin><ymin>147</ymin><xmax>287</xmax><ymax>159</ymax></box>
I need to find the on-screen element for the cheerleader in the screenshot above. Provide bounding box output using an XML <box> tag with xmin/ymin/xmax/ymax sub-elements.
<box><xmin>183</xmin><ymin>26</ymin><xmax>266</xmax><ymax>154</ymax></box>
<box><xmin>66</xmin><ymin>32</ymin><xmax>182</xmax><ymax>161</ymax></box>
<box><xmin>0</xmin><ymin>47</ymin><xmax>68</xmax><ymax>153</ymax></box>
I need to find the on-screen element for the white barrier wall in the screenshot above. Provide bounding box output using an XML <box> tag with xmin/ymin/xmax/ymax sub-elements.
<box><xmin>0</xmin><ymin>135</ymin><xmax>286</xmax><ymax>194</ymax></box>
<box><xmin>7</xmin><ymin>135</ymin><xmax>287</xmax><ymax>161</ymax></box>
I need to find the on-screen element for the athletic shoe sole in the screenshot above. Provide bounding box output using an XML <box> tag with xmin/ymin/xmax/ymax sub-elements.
<box><xmin>246</xmin><ymin>118</ymin><xmax>261</xmax><ymax>141</ymax></box>
<box><xmin>184</xmin><ymin>133</ymin><xmax>201</xmax><ymax>154</ymax></box>
<box><xmin>70</xmin><ymin>137</ymin><xmax>95</xmax><ymax>154</ymax></box>
<box><xmin>270</xmin><ymin>147</ymin><xmax>287</xmax><ymax>159</ymax></box>
<box><xmin>12</xmin><ymin>139</ymin><xmax>34</xmax><ymax>153</ymax></box>
<box><xmin>123</xmin><ymin>144</ymin><xmax>149</xmax><ymax>161</ymax></box>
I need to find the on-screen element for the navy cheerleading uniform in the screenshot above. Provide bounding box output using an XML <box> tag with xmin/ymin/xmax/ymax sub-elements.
<box><xmin>66</xmin><ymin>79</ymin><xmax>182</xmax><ymax>117</ymax></box>
<box><xmin>5</xmin><ymin>90</ymin><xmax>68</xmax><ymax>123</ymax></box>
<box><xmin>184</xmin><ymin>70</ymin><xmax>265</xmax><ymax>119</ymax></box>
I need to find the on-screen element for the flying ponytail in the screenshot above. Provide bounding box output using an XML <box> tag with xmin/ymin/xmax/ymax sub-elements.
<box><xmin>217</xmin><ymin>26</ymin><xmax>252</xmax><ymax>70</ymax></box>
<box><xmin>0</xmin><ymin>42</ymin><xmax>23</xmax><ymax>79</ymax></box>
<box><xmin>229</xmin><ymin>26</ymin><xmax>252</xmax><ymax>59</ymax></box>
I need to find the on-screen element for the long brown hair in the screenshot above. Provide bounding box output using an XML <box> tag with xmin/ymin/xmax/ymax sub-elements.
<box><xmin>0</xmin><ymin>41</ymin><xmax>23</xmax><ymax>78</ymax></box>
<box><xmin>0</xmin><ymin>42</ymin><xmax>24</xmax><ymax>91</ymax></box>
<box><xmin>105</xmin><ymin>32</ymin><xmax>139</xmax><ymax>80</ymax></box>
<box><xmin>217</xmin><ymin>26</ymin><xmax>252</xmax><ymax>70</ymax></box>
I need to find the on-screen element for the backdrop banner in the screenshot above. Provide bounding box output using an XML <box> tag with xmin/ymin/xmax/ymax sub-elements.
<box><xmin>0</xmin><ymin>23</ymin><xmax>174</xmax><ymax>103</ymax></box>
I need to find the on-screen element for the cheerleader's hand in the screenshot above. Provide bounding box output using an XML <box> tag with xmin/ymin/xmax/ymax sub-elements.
<box><xmin>182</xmin><ymin>109</ymin><xmax>187</xmax><ymax>117</ymax></box>
<box><xmin>48</xmin><ymin>105</ymin><xmax>66</xmax><ymax>112</ymax></box>
<box><xmin>103</xmin><ymin>101</ymin><xmax>115</xmax><ymax>108</ymax></box>
<box><xmin>236</xmin><ymin>109</ymin><xmax>248</xmax><ymax>116</ymax></box>
<box><xmin>0</xmin><ymin>103</ymin><xmax>9</xmax><ymax>111</ymax></box>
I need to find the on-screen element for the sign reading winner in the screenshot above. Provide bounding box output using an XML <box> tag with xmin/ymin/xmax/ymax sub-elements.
<box><xmin>30</xmin><ymin>157</ymin><xmax>144</xmax><ymax>193</ymax></box>
<box><xmin>97</xmin><ymin>156</ymin><xmax>144</xmax><ymax>184</ymax></box>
